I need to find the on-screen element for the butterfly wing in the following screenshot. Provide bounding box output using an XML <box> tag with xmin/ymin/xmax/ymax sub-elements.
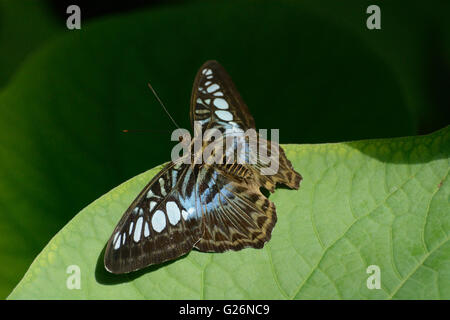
<box><xmin>190</xmin><ymin>60</ymin><xmax>255</xmax><ymax>133</ymax></box>
<box><xmin>193</xmin><ymin>164</ymin><xmax>277</xmax><ymax>252</ymax></box>
<box><xmin>104</xmin><ymin>162</ymin><xmax>202</xmax><ymax>274</ymax></box>
<box><xmin>189</xmin><ymin>61</ymin><xmax>302</xmax><ymax>252</ymax></box>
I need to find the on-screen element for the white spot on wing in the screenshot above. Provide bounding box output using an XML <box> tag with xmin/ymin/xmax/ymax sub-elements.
<box><xmin>181</xmin><ymin>209</ymin><xmax>188</xmax><ymax>220</ymax></box>
<box><xmin>113</xmin><ymin>232</ymin><xmax>120</xmax><ymax>244</ymax></box>
<box><xmin>159</xmin><ymin>178</ymin><xmax>166</xmax><ymax>196</ymax></box>
<box><xmin>144</xmin><ymin>222</ymin><xmax>150</xmax><ymax>237</ymax></box>
<box><xmin>128</xmin><ymin>221</ymin><xmax>134</xmax><ymax>235</ymax></box>
<box><xmin>166</xmin><ymin>201</ymin><xmax>181</xmax><ymax>225</ymax></box>
<box><xmin>152</xmin><ymin>210</ymin><xmax>166</xmax><ymax>232</ymax></box>
<box><xmin>214</xmin><ymin>98</ymin><xmax>228</xmax><ymax>109</ymax></box>
<box><xmin>149</xmin><ymin>201</ymin><xmax>157</xmax><ymax>212</ymax></box>
<box><xmin>134</xmin><ymin>217</ymin><xmax>143</xmax><ymax>242</ymax></box>
<box><xmin>207</xmin><ymin>84</ymin><xmax>219</xmax><ymax>93</ymax></box>
<box><xmin>215</xmin><ymin>110</ymin><xmax>233</xmax><ymax>121</ymax></box>
<box><xmin>114</xmin><ymin>233</ymin><xmax>121</xmax><ymax>250</ymax></box>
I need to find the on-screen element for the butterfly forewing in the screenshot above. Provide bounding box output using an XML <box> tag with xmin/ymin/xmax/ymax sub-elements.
<box><xmin>104</xmin><ymin>162</ymin><xmax>202</xmax><ymax>274</ymax></box>
<box><xmin>190</xmin><ymin>60</ymin><xmax>255</xmax><ymax>134</ymax></box>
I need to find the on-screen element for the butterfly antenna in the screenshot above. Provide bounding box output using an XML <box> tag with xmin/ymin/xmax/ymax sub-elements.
<box><xmin>147</xmin><ymin>82</ymin><xmax>180</xmax><ymax>129</ymax></box>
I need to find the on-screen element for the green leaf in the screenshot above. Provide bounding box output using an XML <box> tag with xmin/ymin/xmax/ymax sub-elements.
<box><xmin>8</xmin><ymin>127</ymin><xmax>449</xmax><ymax>299</ymax></box>
<box><xmin>0</xmin><ymin>0</ymin><xmax>59</xmax><ymax>87</ymax></box>
<box><xmin>1</xmin><ymin>0</ymin><xmax>449</xmax><ymax>299</ymax></box>
<box><xmin>0</xmin><ymin>0</ymin><xmax>419</xmax><ymax>298</ymax></box>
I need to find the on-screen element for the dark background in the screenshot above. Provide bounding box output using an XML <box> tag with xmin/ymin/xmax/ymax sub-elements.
<box><xmin>0</xmin><ymin>0</ymin><xmax>448</xmax><ymax>298</ymax></box>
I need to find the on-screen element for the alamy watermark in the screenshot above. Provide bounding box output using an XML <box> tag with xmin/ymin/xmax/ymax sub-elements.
<box><xmin>66</xmin><ymin>265</ymin><xmax>81</xmax><ymax>290</ymax></box>
<box><xmin>170</xmin><ymin>122</ymin><xmax>280</xmax><ymax>175</ymax></box>
<box><xmin>366</xmin><ymin>5</ymin><xmax>381</xmax><ymax>30</ymax></box>
<box><xmin>66</xmin><ymin>5</ymin><xmax>81</xmax><ymax>30</ymax></box>
<box><xmin>366</xmin><ymin>265</ymin><xmax>381</xmax><ymax>289</ymax></box>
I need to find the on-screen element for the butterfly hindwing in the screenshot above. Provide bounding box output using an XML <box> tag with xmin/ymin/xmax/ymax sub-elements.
<box><xmin>193</xmin><ymin>164</ymin><xmax>276</xmax><ymax>252</ymax></box>
<box><xmin>104</xmin><ymin>162</ymin><xmax>202</xmax><ymax>274</ymax></box>
<box><xmin>247</xmin><ymin>137</ymin><xmax>302</xmax><ymax>192</ymax></box>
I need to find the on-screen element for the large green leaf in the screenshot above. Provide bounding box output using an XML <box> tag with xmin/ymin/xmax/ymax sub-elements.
<box><xmin>0</xmin><ymin>0</ymin><xmax>59</xmax><ymax>87</ymax></box>
<box><xmin>0</xmin><ymin>1</ymin><xmax>60</xmax><ymax>297</ymax></box>
<box><xmin>0</xmin><ymin>0</ymin><xmax>419</xmax><ymax>298</ymax></box>
<box><xmin>1</xmin><ymin>0</ymin><xmax>449</xmax><ymax>299</ymax></box>
<box><xmin>8</xmin><ymin>127</ymin><xmax>449</xmax><ymax>299</ymax></box>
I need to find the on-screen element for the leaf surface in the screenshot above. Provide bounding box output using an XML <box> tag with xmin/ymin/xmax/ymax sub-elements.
<box><xmin>8</xmin><ymin>127</ymin><xmax>449</xmax><ymax>299</ymax></box>
<box><xmin>1</xmin><ymin>0</ymin><xmax>417</xmax><ymax>298</ymax></box>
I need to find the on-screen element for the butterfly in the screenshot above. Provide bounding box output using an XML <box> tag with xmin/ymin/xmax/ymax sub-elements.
<box><xmin>104</xmin><ymin>60</ymin><xmax>302</xmax><ymax>274</ymax></box>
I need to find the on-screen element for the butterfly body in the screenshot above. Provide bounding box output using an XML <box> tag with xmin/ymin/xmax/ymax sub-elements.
<box><xmin>104</xmin><ymin>61</ymin><xmax>301</xmax><ymax>274</ymax></box>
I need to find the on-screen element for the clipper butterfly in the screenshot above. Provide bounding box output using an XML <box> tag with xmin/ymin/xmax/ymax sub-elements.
<box><xmin>104</xmin><ymin>61</ymin><xmax>301</xmax><ymax>273</ymax></box>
